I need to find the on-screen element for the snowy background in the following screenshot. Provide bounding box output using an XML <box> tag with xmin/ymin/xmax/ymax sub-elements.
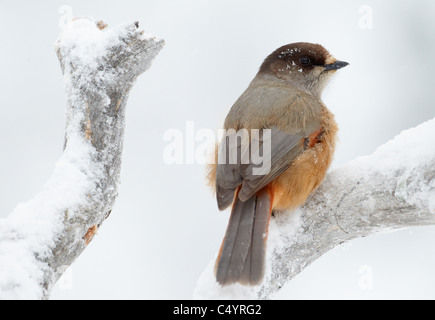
<box><xmin>0</xmin><ymin>0</ymin><xmax>434</xmax><ymax>299</ymax></box>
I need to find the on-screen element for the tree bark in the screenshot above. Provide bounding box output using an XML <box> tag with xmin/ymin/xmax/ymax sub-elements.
<box><xmin>194</xmin><ymin>118</ymin><xmax>435</xmax><ymax>299</ymax></box>
<box><xmin>0</xmin><ymin>18</ymin><xmax>164</xmax><ymax>300</ymax></box>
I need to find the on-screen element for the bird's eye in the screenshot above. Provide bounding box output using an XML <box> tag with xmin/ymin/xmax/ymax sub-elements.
<box><xmin>300</xmin><ymin>57</ymin><xmax>311</xmax><ymax>66</ymax></box>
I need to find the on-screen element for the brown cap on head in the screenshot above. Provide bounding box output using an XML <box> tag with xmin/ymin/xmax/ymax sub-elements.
<box><xmin>259</xmin><ymin>42</ymin><xmax>335</xmax><ymax>74</ymax></box>
<box><xmin>258</xmin><ymin>42</ymin><xmax>348</xmax><ymax>97</ymax></box>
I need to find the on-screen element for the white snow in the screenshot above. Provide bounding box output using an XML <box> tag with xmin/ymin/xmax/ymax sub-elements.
<box><xmin>348</xmin><ymin>118</ymin><xmax>435</xmax><ymax>173</ymax></box>
<box><xmin>0</xmin><ymin>16</ymin><xmax>163</xmax><ymax>299</ymax></box>
<box><xmin>193</xmin><ymin>258</ymin><xmax>260</xmax><ymax>300</ymax></box>
<box><xmin>0</xmin><ymin>18</ymin><xmax>114</xmax><ymax>300</ymax></box>
<box><xmin>342</xmin><ymin>117</ymin><xmax>435</xmax><ymax>211</ymax></box>
<box><xmin>0</xmin><ymin>135</ymin><xmax>97</xmax><ymax>299</ymax></box>
<box><xmin>57</xmin><ymin>18</ymin><xmax>135</xmax><ymax>68</ymax></box>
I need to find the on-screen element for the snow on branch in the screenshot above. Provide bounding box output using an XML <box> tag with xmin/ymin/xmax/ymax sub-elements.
<box><xmin>194</xmin><ymin>118</ymin><xmax>435</xmax><ymax>299</ymax></box>
<box><xmin>0</xmin><ymin>18</ymin><xmax>164</xmax><ymax>299</ymax></box>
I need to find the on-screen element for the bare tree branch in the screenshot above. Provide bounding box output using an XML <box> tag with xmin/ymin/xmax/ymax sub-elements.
<box><xmin>0</xmin><ymin>18</ymin><xmax>164</xmax><ymax>300</ymax></box>
<box><xmin>194</xmin><ymin>118</ymin><xmax>435</xmax><ymax>299</ymax></box>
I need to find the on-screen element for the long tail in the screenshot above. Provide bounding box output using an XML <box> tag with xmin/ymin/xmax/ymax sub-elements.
<box><xmin>215</xmin><ymin>187</ymin><xmax>273</xmax><ymax>286</ymax></box>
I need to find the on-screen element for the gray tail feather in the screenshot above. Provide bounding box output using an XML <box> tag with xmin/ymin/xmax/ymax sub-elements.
<box><xmin>215</xmin><ymin>189</ymin><xmax>272</xmax><ymax>286</ymax></box>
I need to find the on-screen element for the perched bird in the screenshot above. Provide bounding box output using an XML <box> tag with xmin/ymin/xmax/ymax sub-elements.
<box><xmin>208</xmin><ymin>42</ymin><xmax>348</xmax><ymax>286</ymax></box>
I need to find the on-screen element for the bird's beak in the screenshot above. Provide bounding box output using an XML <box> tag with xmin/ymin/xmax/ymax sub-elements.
<box><xmin>323</xmin><ymin>60</ymin><xmax>349</xmax><ymax>71</ymax></box>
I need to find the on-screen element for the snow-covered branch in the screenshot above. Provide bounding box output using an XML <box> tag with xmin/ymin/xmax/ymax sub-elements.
<box><xmin>194</xmin><ymin>118</ymin><xmax>435</xmax><ymax>299</ymax></box>
<box><xmin>0</xmin><ymin>18</ymin><xmax>164</xmax><ymax>299</ymax></box>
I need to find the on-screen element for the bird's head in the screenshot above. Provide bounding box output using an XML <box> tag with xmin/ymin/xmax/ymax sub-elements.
<box><xmin>258</xmin><ymin>42</ymin><xmax>348</xmax><ymax>98</ymax></box>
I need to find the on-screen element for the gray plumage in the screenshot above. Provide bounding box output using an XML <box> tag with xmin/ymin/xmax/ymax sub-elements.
<box><xmin>213</xmin><ymin>42</ymin><xmax>347</xmax><ymax>286</ymax></box>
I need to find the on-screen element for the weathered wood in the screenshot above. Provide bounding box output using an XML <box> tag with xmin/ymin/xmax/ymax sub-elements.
<box><xmin>0</xmin><ymin>18</ymin><xmax>164</xmax><ymax>300</ymax></box>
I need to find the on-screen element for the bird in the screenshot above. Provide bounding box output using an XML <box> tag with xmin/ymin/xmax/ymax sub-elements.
<box><xmin>207</xmin><ymin>42</ymin><xmax>348</xmax><ymax>286</ymax></box>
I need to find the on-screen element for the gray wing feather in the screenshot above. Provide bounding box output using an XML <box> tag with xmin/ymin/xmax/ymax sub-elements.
<box><xmin>216</xmin><ymin>127</ymin><xmax>305</xmax><ymax>207</ymax></box>
<box><xmin>216</xmin><ymin>134</ymin><xmax>244</xmax><ymax>210</ymax></box>
<box><xmin>238</xmin><ymin>127</ymin><xmax>305</xmax><ymax>201</ymax></box>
